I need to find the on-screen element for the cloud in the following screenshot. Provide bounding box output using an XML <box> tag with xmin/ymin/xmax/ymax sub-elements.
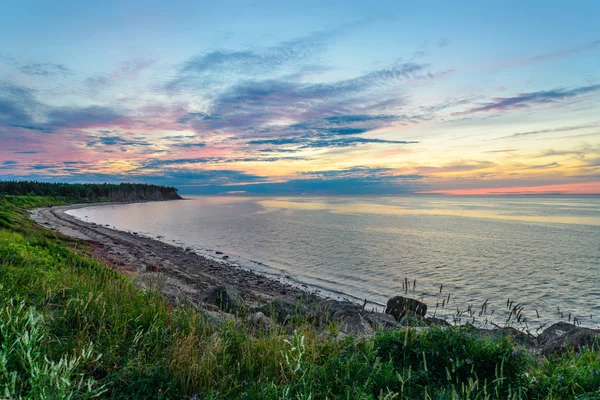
<box><xmin>298</xmin><ymin>166</ymin><xmax>423</xmax><ymax>181</ymax></box>
<box><xmin>182</xmin><ymin>62</ymin><xmax>437</xmax><ymax>137</ymax></box>
<box><xmin>86</xmin><ymin>135</ymin><xmax>152</xmax><ymax>147</ymax></box>
<box><xmin>171</xmin><ymin>142</ymin><xmax>206</xmax><ymax>148</ymax></box>
<box><xmin>530</xmin><ymin>39</ymin><xmax>600</xmax><ymax>63</ymax></box>
<box><xmin>505</xmin><ymin>123</ymin><xmax>597</xmax><ymax>138</ymax></box>
<box><xmin>535</xmin><ymin>149</ymin><xmax>585</xmax><ymax>158</ymax></box>
<box><xmin>415</xmin><ymin>160</ymin><xmax>496</xmax><ymax>174</ymax></box>
<box><xmin>47</xmin><ymin>106</ymin><xmax>127</xmax><ymax>129</ymax></box>
<box><xmin>19</xmin><ymin>63</ymin><xmax>74</xmax><ymax>77</ymax></box>
<box><xmin>493</xmin><ymin>39</ymin><xmax>600</xmax><ymax>70</ymax></box>
<box><xmin>139</xmin><ymin>155</ymin><xmax>307</xmax><ymax>169</ymax></box>
<box><xmin>247</xmin><ymin>135</ymin><xmax>417</xmax><ymax>149</ymax></box>
<box><xmin>85</xmin><ymin>59</ymin><xmax>154</xmax><ymax>90</ymax></box>
<box><xmin>0</xmin><ymin>80</ymin><xmax>39</xmax><ymax>125</ymax></box>
<box><xmin>324</xmin><ymin>114</ymin><xmax>398</xmax><ymax>124</ymax></box>
<box><xmin>8</xmin><ymin>124</ymin><xmax>53</xmax><ymax>133</ymax></box>
<box><xmin>30</xmin><ymin>164</ymin><xmax>60</xmax><ymax>170</ymax></box>
<box><xmin>301</xmin><ymin>137</ymin><xmax>417</xmax><ymax>149</ymax></box>
<box><xmin>483</xmin><ymin>149</ymin><xmax>519</xmax><ymax>153</ymax></box>
<box><xmin>455</xmin><ymin>84</ymin><xmax>600</xmax><ymax>116</ymax></box>
<box><xmin>167</xmin><ymin>18</ymin><xmax>379</xmax><ymax>91</ymax></box>
<box><xmin>522</xmin><ymin>162</ymin><xmax>560</xmax><ymax>170</ymax></box>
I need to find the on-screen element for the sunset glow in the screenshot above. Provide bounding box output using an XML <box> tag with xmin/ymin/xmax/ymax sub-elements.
<box><xmin>1</xmin><ymin>1</ymin><xmax>599</xmax><ymax>194</ymax></box>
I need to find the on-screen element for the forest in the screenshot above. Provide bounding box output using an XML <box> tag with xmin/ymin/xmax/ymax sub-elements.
<box><xmin>0</xmin><ymin>180</ymin><xmax>182</xmax><ymax>201</ymax></box>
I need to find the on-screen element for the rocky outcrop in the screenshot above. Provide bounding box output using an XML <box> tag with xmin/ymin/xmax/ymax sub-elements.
<box><xmin>424</xmin><ymin>317</ymin><xmax>451</xmax><ymax>327</ymax></box>
<box><xmin>537</xmin><ymin>322</ymin><xmax>578</xmax><ymax>346</ymax></box>
<box><xmin>255</xmin><ymin>297</ymin><xmax>400</xmax><ymax>335</ymax></box>
<box><xmin>247</xmin><ymin>312</ymin><xmax>273</xmax><ymax>330</ymax></box>
<box><xmin>201</xmin><ymin>285</ymin><xmax>245</xmax><ymax>313</ymax></box>
<box><xmin>541</xmin><ymin>327</ymin><xmax>600</xmax><ymax>356</ymax></box>
<box><xmin>476</xmin><ymin>326</ymin><xmax>537</xmax><ymax>348</ymax></box>
<box><xmin>385</xmin><ymin>296</ymin><xmax>427</xmax><ymax>321</ymax></box>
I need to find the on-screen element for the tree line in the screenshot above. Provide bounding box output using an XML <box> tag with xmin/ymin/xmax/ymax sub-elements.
<box><xmin>0</xmin><ymin>180</ymin><xmax>182</xmax><ymax>201</ymax></box>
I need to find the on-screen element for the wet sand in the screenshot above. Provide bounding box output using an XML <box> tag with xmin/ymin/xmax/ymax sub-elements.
<box><xmin>30</xmin><ymin>202</ymin><xmax>311</xmax><ymax>307</ymax></box>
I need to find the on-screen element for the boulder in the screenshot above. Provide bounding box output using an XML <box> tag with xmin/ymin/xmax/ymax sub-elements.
<box><xmin>200</xmin><ymin>285</ymin><xmax>245</xmax><ymax>312</ymax></box>
<box><xmin>366</xmin><ymin>312</ymin><xmax>401</xmax><ymax>330</ymax></box>
<box><xmin>338</xmin><ymin>313</ymin><xmax>374</xmax><ymax>336</ymax></box>
<box><xmin>146</xmin><ymin>264</ymin><xmax>159</xmax><ymax>272</ymax></box>
<box><xmin>476</xmin><ymin>327</ymin><xmax>536</xmax><ymax>348</ymax></box>
<box><xmin>385</xmin><ymin>296</ymin><xmax>427</xmax><ymax>321</ymax></box>
<box><xmin>424</xmin><ymin>317</ymin><xmax>451</xmax><ymax>327</ymax></box>
<box><xmin>203</xmin><ymin>310</ymin><xmax>237</xmax><ymax>327</ymax></box>
<box><xmin>541</xmin><ymin>327</ymin><xmax>600</xmax><ymax>356</ymax></box>
<box><xmin>247</xmin><ymin>312</ymin><xmax>273</xmax><ymax>330</ymax></box>
<box><xmin>538</xmin><ymin>322</ymin><xmax>577</xmax><ymax>345</ymax></box>
<box><xmin>257</xmin><ymin>299</ymin><xmax>309</xmax><ymax>324</ymax></box>
<box><xmin>399</xmin><ymin>310</ymin><xmax>423</xmax><ymax>326</ymax></box>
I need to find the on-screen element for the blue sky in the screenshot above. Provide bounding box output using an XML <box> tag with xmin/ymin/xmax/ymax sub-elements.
<box><xmin>1</xmin><ymin>0</ymin><xmax>599</xmax><ymax>194</ymax></box>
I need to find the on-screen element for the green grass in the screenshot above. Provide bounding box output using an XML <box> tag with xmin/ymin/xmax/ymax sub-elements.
<box><xmin>1</xmin><ymin>195</ymin><xmax>599</xmax><ymax>399</ymax></box>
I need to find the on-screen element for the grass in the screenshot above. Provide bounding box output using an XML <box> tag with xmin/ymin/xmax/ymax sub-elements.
<box><xmin>1</xmin><ymin>195</ymin><xmax>599</xmax><ymax>399</ymax></box>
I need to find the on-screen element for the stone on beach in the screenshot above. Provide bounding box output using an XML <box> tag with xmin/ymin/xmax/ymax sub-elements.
<box><xmin>541</xmin><ymin>326</ymin><xmax>600</xmax><ymax>356</ymax></box>
<box><xmin>385</xmin><ymin>296</ymin><xmax>427</xmax><ymax>321</ymax></box>
<box><xmin>201</xmin><ymin>285</ymin><xmax>246</xmax><ymax>312</ymax></box>
<box><xmin>537</xmin><ymin>321</ymin><xmax>578</xmax><ymax>345</ymax></box>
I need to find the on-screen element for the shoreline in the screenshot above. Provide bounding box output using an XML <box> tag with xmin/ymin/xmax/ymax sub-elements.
<box><xmin>30</xmin><ymin>201</ymin><xmax>314</xmax><ymax>307</ymax></box>
<box><xmin>25</xmin><ymin>199</ymin><xmax>600</xmax><ymax>356</ymax></box>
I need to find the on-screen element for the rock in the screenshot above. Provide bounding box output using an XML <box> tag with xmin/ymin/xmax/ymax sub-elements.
<box><xmin>216</xmin><ymin>251</ymin><xmax>223</xmax><ymax>255</ymax></box>
<box><xmin>257</xmin><ymin>299</ymin><xmax>309</xmax><ymax>324</ymax></box>
<box><xmin>476</xmin><ymin>327</ymin><xmax>536</xmax><ymax>348</ymax></box>
<box><xmin>424</xmin><ymin>317</ymin><xmax>451</xmax><ymax>327</ymax></box>
<box><xmin>542</xmin><ymin>327</ymin><xmax>600</xmax><ymax>356</ymax></box>
<box><xmin>339</xmin><ymin>313</ymin><xmax>374</xmax><ymax>336</ymax></box>
<box><xmin>222</xmin><ymin>255</ymin><xmax>229</xmax><ymax>259</ymax></box>
<box><xmin>203</xmin><ymin>310</ymin><xmax>237</xmax><ymax>327</ymax></box>
<box><xmin>200</xmin><ymin>285</ymin><xmax>245</xmax><ymax>312</ymax></box>
<box><xmin>146</xmin><ymin>264</ymin><xmax>159</xmax><ymax>272</ymax></box>
<box><xmin>366</xmin><ymin>312</ymin><xmax>401</xmax><ymax>329</ymax></box>
<box><xmin>538</xmin><ymin>322</ymin><xmax>578</xmax><ymax>345</ymax></box>
<box><xmin>247</xmin><ymin>312</ymin><xmax>272</xmax><ymax>330</ymax></box>
<box><xmin>385</xmin><ymin>296</ymin><xmax>427</xmax><ymax>321</ymax></box>
<box><xmin>199</xmin><ymin>302</ymin><xmax>220</xmax><ymax>312</ymax></box>
<box><xmin>399</xmin><ymin>310</ymin><xmax>423</xmax><ymax>326</ymax></box>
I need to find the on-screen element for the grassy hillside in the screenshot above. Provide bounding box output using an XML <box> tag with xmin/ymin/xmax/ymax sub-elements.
<box><xmin>0</xmin><ymin>195</ymin><xmax>599</xmax><ymax>399</ymax></box>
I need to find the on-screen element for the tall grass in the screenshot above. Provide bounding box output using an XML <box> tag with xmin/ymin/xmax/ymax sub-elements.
<box><xmin>1</xmin><ymin>195</ymin><xmax>600</xmax><ymax>399</ymax></box>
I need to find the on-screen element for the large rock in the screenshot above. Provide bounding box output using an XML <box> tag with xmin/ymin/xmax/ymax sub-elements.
<box><xmin>247</xmin><ymin>312</ymin><xmax>273</xmax><ymax>330</ymax></box>
<box><xmin>385</xmin><ymin>296</ymin><xmax>427</xmax><ymax>321</ymax></box>
<box><xmin>476</xmin><ymin>327</ymin><xmax>536</xmax><ymax>348</ymax></box>
<box><xmin>537</xmin><ymin>322</ymin><xmax>578</xmax><ymax>346</ymax></box>
<box><xmin>338</xmin><ymin>313</ymin><xmax>374</xmax><ymax>336</ymax></box>
<box><xmin>202</xmin><ymin>310</ymin><xmax>237</xmax><ymax>327</ymax></box>
<box><xmin>424</xmin><ymin>317</ymin><xmax>451</xmax><ymax>327</ymax></box>
<box><xmin>541</xmin><ymin>327</ymin><xmax>600</xmax><ymax>356</ymax></box>
<box><xmin>200</xmin><ymin>285</ymin><xmax>245</xmax><ymax>312</ymax></box>
<box><xmin>399</xmin><ymin>310</ymin><xmax>424</xmax><ymax>326</ymax></box>
<box><xmin>257</xmin><ymin>299</ymin><xmax>309</xmax><ymax>324</ymax></box>
<box><xmin>366</xmin><ymin>313</ymin><xmax>401</xmax><ymax>330</ymax></box>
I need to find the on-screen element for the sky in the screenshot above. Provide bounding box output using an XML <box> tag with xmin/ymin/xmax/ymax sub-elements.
<box><xmin>1</xmin><ymin>0</ymin><xmax>599</xmax><ymax>195</ymax></box>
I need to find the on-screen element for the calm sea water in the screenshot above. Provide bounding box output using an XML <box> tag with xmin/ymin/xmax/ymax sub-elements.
<box><xmin>68</xmin><ymin>195</ymin><xmax>600</xmax><ymax>329</ymax></box>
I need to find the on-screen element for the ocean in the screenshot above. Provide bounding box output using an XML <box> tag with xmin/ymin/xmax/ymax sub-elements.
<box><xmin>67</xmin><ymin>195</ymin><xmax>600</xmax><ymax>330</ymax></box>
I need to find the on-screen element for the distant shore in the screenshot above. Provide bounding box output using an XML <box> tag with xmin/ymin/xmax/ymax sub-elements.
<box><xmin>30</xmin><ymin>202</ymin><xmax>312</xmax><ymax>307</ymax></box>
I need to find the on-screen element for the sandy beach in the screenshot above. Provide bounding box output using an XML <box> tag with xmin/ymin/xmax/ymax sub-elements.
<box><xmin>30</xmin><ymin>202</ymin><xmax>311</xmax><ymax>307</ymax></box>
